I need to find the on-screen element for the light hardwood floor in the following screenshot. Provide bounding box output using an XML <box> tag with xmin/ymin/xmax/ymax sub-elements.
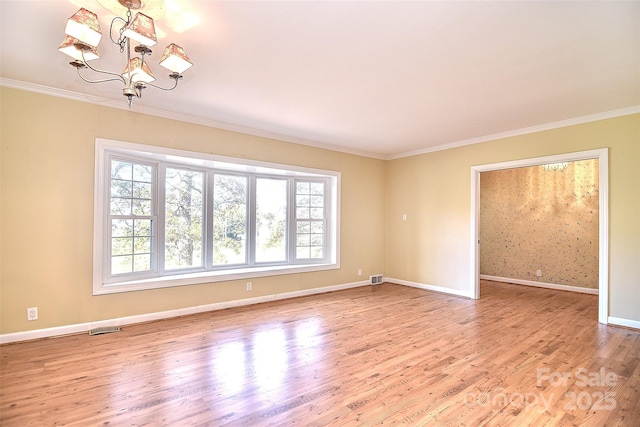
<box><xmin>1</xmin><ymin>281</ymin><xmax>639</xmax><ymax>426</ymax></box>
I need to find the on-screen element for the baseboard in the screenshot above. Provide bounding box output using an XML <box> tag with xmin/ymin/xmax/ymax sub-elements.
<box><xmin>5</xmin><ymin>277</ymin><xmax>626</xmax><ymax>344</ymax></box>
<box><xmin>0</xmin><ymin>280</ymin><xmax>370</xmax><ymax>344</ymax></box>
<box><xmin>386</xmin><ymin>277</ymin><xmax>472</xmax><ymax>299</ymax></box>
<box><xmin>608</xmin><ymin>316</ymin><xmax>640</xmax><ymax>330</ymax></box>
<box><xmin>480</xmin><ymin>275</ymin><xmax>599</xmax><ymax>295</ymax></box>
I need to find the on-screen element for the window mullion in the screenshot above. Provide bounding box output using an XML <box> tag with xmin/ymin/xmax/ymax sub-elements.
<box><xmin>288</xmin><ymin>177</ymin><xmax>296</xmax><ymax>262</ymax></box>
<box><xmin>325</xmin><ymin>178</ymin><xmax>331</xmax><ymax>263</ymax></box>
<box><xmin>155</xmin><ymin>164</ymin><xmax>166</xmax><ymax>275</ymax></box>
<box><xmin>103</xmin><ymin>154</ymin><xmax>113</xmax><ymax>283</ymax></box>
<box><xmin>204</xmin><ymin>170</ymin><xmax>214</xmax><ymax>270</ymax></box>
<box><xmin>248</xmin><ymin>175</ymin><xmax>256</xmax><ymax>266</ymax></box>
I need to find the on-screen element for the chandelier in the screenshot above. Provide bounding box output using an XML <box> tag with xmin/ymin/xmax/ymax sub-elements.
<box><xmin>58</xmin><ymin>0</ymin><xmax>193</xmax><ymax>107</ymax></box>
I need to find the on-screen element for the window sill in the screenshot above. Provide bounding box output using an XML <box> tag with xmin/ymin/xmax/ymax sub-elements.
<box><xmin>94</xmin><ymin>263</ymin><xmax>340</xmax><ymax>295</ymax></box>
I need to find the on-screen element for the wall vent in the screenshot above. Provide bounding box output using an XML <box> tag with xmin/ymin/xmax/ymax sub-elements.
<box><xmin>89</xmin><ymin>326</ymin><xmax>121</xmax><ymax>336</ymax></box>
<box><xmin>370</xmin><ymin>274</ymin><xmax>383</xmax><ymax>285</ymax></box>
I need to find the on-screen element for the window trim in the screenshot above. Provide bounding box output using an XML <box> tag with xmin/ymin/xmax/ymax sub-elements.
<box><xmin>93</xmin><ymin>138</ymin><xmax>340</xmax><ymax>295</ymax></box>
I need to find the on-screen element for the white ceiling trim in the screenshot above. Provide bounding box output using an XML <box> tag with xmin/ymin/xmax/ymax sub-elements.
<box><xmin>2</xmin><ymin>77</ymin><xmax>638</xmax><ymax>161</ymax></box>
<box><xmin>0</xmin><ymin>78</ymin><xmax>386</xmax><ymax>160</ymax></box>
<box><xmin>388</xmin><ymin>105</ymin><xmax>640</xmax><ymax>160</ymax></box>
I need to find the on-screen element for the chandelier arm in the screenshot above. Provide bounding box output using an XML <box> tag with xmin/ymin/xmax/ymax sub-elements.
<box><xmin>79</xmin><ymin>60</ymin><xmax>127</xmax><ymax>85</ymax></box>
<box><xmin>76</xmin><ymin>67</ymin><xmax>127</xmax><ymax>85</ymax></box>
<box><xmin>79</xmin><ymin>49</ymin><xmax>127</xmax><ymax>84</ymax></box>
<box><xmin>143</xmin><ymin>77</ymin><xmax>181</xmax><ymax>92</ymax></box>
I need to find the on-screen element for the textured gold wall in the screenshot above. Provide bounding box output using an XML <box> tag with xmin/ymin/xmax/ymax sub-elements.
<box><xmin>480</xmin><ymin>160</ymin><xmax>599</xmax><ymax>288</ymax></box>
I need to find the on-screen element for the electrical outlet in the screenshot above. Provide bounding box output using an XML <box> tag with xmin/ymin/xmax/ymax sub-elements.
<box><xmin>27</xmin><ymin>307</ymin><xmax>38</xmax><ymax>321</ymax></box>
<box><xmin>357</xmin><ymin>269</ymin><xmax>362</xmax><ymax>276</ymax></box>
<box><xmin>246</xmin><ymin>282</ymin><xmax>252</xmax><ymax>291</ymax></box>
<box><xmin>536</xmin><ymin>270</ymin><xmax>542</xmax><ymax>277</ymax></box>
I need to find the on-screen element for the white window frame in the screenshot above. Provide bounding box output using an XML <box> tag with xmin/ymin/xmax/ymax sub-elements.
<box><xmin>93</xmin><ymin>138</ymin><xmax>340</xmax><ymax>295</ymax></box>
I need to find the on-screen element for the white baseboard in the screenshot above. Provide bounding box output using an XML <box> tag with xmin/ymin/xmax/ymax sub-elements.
<box><xmin>5</xmin><ymin>278</ymin><xmax>633</xmax><ymax>344</ymax></box>
<box><xmin>386</xmin><ymin>277</ymin><xmax>472</xmax><ymax>299</ymax></box>
<box><xmin>480</xmin><ymin>274</ymin><xmax>599</xmax><ymax>295</ymax></box>
<box><xmin>608</xmin><ymin>316</ymin><xmax>640</xmax><ymax>330</ymax></box>
<box><xmin>0</xmin><ymin>280</ymin><xmax>370</xmax><ymax>344</ymax></box>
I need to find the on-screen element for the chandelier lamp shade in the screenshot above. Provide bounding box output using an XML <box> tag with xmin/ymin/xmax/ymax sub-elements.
<box><xmin>64</xmin><ymin>8</ymin><xmax>103</xmax><ymax>48</ymax></box>
<box><xmin>122</xmin><ymin>57</ymin><xmax>156</xmax><ymax>84</ymax></box>
<box><xmin>58</xmin><ymin>0</ymin><xmax>193</xmax><ymax>107</ymax></box>
<box><xmin>58</xmin><ymin>35</ymin><xmax>101</xmax><ymax>62</ymax></box>
<box><xmin>122</xmin><ymin>12</ymin><xmax>157</xmax><ymax>47</ymax></box>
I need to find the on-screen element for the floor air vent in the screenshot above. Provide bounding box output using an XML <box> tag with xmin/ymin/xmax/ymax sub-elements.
<box><xmin>370</xmin><ymin>274</ymin><xmax>383</xmax><ymax>285</ymax></box>
<box><xmin>89</xmin><ymin>326</ymin><xmax>121</xmax><ymax>336</ymax></box>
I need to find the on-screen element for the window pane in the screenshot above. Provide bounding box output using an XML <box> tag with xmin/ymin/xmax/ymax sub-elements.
<box><xmin>134</xmin><ymin>254</ymin><xmax>151</xmax><ymax>272</ymax></box>
<box><xmin>296</xmin><ymin>247</ymin><xmax>310</xmax><ymax>259</ymax></box>
<box><xmin>110</xmin><ymin>198</ymin><xmax>131</xmax><ymax>215</ymax></box>
<box><xmin>256</xmin><ymin>178</ymin><xmax>287</xmax><ymax>263</ymax></box>
<box><xmin>165</xmin><ymin>168</ymin><xmax>204</xmax><ymax>270</ymax></box>
<box><xmin>112</xmin><ymin>219</ymin><xmax>133</xmax><ymax>237</ymax></box>
<box><xmin>111</xmin><ymin>218</ymin><xmax>153</xmax><ymax>275</ymax></box>
<box><xmin>112</xmin><ymin>255</ymin><xmax>133</xmax><ymax>275</ymax></box>
<box><xmin>213</xmin><ymin>174</ymin><xmax>248</xmax><ymax>265</ymax></box>
<box><xmin>111</xmin><ymin>179</ymin><xmax>132</xmax><ymax>198</ymax></box>
<box><xmin>297</xmin><ymin>221</ymin><xmax>310</xmax><ymax>233</ymax></box>
<box><xmin>310</xmin><ymin>222</ymin><xmax>323</xmax><ymax>233</ymax></box>
<box><xmin>134</xmin><ymin>237</ymin><xmax>151</xmax><ymax>253</ymax></box>
<box><xmin>111</xmin><ymin>160</ymin><xmax>132</xmax><ymax>180</ymax></box>
<box><xmin>296</xmin><ymin>182</ymin><xmax>310</xmax><ymax>194</ymax></box>
<box><xmin>135</xmin><ymin>219</ymin><xmax>151</xmax><ymax>236</ymax></box>
<box><xmin>112</xmin><ymin>237</ymin><xmax>132</xmax><ymax>256</ymax></box>
<box><xmin>297</xmin><ymin>234</ymin><xmax>310</xmax><ymax>246</ymax></box>
<box><xmin>295</xmin><ymin>181</ymin><xmax>326</xmax><ymax>260</ymax></box>
<box><xmin>133</xmin><ymin>181</ymin><xmax>152</xmax><ymax>199</ymax></box>
<box><xmin>132</xmin><ymin>199</ymin><xmax>152</xmax><ymax>216</ymax></box>
<box><xmin>133</xmin><ymin>164</ymin><xmax>152</xmax><ymax>182</ymax></box>
<box><xmin>310</xmin><ymin>208</ymin><xmax>324</xmax><ymax>219</ymax></box>
<box><xmin>110</xmin><ymin>160</ymin><xmax>153</xmax><ymax>217</ymax></box>
<box><xmin>310</xmin><ymin>183</ymin><xmax>324</xmax><ymax>195</ymax></box>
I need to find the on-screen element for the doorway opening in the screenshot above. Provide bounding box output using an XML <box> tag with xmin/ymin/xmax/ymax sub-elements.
<box><xmin>470</xmin><ymin>149</ymin><xmax>609</xmax><ymax>324</ymax></box>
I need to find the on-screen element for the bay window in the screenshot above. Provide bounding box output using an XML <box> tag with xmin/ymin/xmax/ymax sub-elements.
<box><xmin>93</xmin><ymin>138</ymin><xmax>340</xmax><ymax>294</ymax></box>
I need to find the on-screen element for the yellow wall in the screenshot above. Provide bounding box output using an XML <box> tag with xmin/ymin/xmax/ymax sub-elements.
<box><xmin>480</xmin><ymin>160</ymin><xmax>599</xmax><ymax>288</ymax></box>
<box><xmin>387</xmin><ymin>114</ymin><xmax>639</xmax><ymax>321</ymax></box>
<box><xmin>1</xmin><ymin>87</ymin><xmax>639</xmax><ymax>335</ymax></box>
<box><xmin>0</xmin><ymin>88</ymin><xmax>387</xmax><ymax>334</ymax></box>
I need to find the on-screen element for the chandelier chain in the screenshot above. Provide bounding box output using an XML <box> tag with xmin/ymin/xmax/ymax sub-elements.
<box><xmin>112</xmin><ymin>7</ymin><xmax>133</xmax><ymax>53</ymax></box>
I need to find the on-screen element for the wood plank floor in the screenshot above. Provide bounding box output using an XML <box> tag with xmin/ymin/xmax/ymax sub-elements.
<box><xmin>1</xmin><ymin>281</ymin><xmax>639</xmax><ymax>426</ymax></box>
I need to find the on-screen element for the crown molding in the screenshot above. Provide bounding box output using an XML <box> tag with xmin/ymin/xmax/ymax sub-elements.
<box><xmin>0</xmin><ymin>78</ymin><xmax>386</xmax><ymax>160</ymax></box>
<box><xmin>2</xmin><ymin>78</ymin><xmax>637</xmax><ymax>161</ymax></box>
<box><xmin>387</xmin><ymin>105</ymin><xmax>640</xmax><ymax>160</ymax></box>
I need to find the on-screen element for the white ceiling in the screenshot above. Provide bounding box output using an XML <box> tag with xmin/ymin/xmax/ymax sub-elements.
<box><xmin>1</xmin><ymin>0</ymin><xmax>639</xmax><ymax>159</ymax></box>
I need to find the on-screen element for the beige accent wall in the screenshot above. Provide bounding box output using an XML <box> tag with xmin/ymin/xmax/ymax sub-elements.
<box><xmin>479</xmin><ymin>160</ymin><xmax>599</xmax><ymax>288</ymax></box>
<box><xmin>387</xmin><ymin>114</ymin><xmax>639</xmax><ymax>321</ymax></box>
<box><xmin>1</xmin><ymin>87</ymin><xmax>639</xmax><ymax>334</ymax></box>
<box><xmin>0</xmin><ymin>88</ymin><xmax>387</xmax><ymax>334</ymax></box>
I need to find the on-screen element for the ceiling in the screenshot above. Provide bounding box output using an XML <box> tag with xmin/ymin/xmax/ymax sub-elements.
<box><xmin>1</xmin><ymin>1</ymin><xmax>639</xmax><ymax>159</ymax></box>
